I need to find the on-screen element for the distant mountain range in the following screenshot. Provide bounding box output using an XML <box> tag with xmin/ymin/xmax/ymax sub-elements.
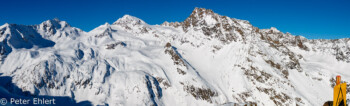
<box><xmin>1</xmin><ymin>7</ymin><xmax>349</xmax><ymax>106</ymax></box>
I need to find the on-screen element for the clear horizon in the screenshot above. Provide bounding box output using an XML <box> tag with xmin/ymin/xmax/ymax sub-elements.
<box><xmin>1</xmin><ymin>0</ymin><xmax>349</xmax><ymax>39</ymax></box>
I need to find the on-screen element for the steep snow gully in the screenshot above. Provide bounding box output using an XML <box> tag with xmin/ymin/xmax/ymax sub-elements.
<box><xmin>1</xmin><ymin>8</ymin><xmax>350</xmax><ymax>106</ymax></box>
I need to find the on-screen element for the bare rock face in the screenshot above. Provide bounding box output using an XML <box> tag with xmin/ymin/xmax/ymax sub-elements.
<box><xmin>164</xmin><ymin>42</ymin><xmax>186</xmax><ymax>67</ymax></box>
<box><xmin>106</xmin><ymin>42</ymin><xmax>126</xmax><ymax>49</ymax></box>
<box><xmin>183</xmin><ymin>84</ymin><xmax>218</xmax><ymax>103</ymax></box>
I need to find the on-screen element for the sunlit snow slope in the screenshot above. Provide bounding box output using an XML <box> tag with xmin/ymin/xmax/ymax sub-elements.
<box><xmin>1</xmin><ymin>8</ymin><xmax>350</xmax><ymax>106</ymax></box>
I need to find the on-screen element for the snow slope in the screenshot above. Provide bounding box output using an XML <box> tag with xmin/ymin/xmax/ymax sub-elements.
<box><xmin>0</xmin><ymin>8</ymin><xmax>350</xmax><ymax>106</ymax></box>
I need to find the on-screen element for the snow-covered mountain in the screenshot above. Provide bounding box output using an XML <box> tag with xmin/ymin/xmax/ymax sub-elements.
<box><xmin>1</xmin><ymin>7</ymin><xmax>350</xmax><ymax>106</ymax></box>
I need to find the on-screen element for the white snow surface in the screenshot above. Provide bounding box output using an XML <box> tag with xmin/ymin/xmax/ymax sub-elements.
<box><xmin>0</xmin><ymin>8</ymin><xmax>350</xmax><ymax>106</ymax></box>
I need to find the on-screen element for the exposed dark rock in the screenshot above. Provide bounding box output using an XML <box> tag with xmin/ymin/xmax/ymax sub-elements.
<box><xmin>177</xmin><ymin>68</ymin><xmax>186</xmax><ymax>75</ymax></box>
<box><xmin>106</xmin><ymin>42</ymin><xmax>127</xmax><ymax>49</ymax></box>
<box><xmin>183</xmin><ymin>85</ymin><xmax>218</xmax><ymax>103</ymax></box>
<box><xmin>164</xmin><ymin>43</ymin><xmax>186</xmax><ymax>67</ymax></box>
<box><xmin>155</xmin><ymin>77</ymin><xmax>171</xmax><ymax>89</ymax></box>
<box><xmin>257</xmin><ymin>87</ymin><xmax>292</xmax><ymax>106</ymax></box>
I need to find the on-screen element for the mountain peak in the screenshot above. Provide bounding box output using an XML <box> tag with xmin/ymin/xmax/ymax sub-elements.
<box><xmin>182</xmin><ymin>8</ymin><xmax>220</xmax><ymax>28</ymax></box>
<box><xmin>37</xmin><ymin>18</ymin><xmax>72</xmax><ymax>35</ymax></box>
<box><xmin>0</xmin><ymin>23</ymin><xmax>10</xmax><ymax>29</ymax></box>
<box><xmin>270</xmin><ymin>27</ymin><xmax>280</xmax><ymax>33</ymax></box>
<box><xmin>40</xmin><ymin>18</ymin><xmax>71</xmax><ymax>29</ymax></box>
<box><xmin>88</xmin><ymin>21</ymin><xmax>115</xmax><ymax>38</ymax></box>
<box><xmin>113</xmin><ymin>14</ymin><xmax>146</xmax><ymax>25</ymax></box>
<box><xmin>52</xmin><ymin>18</ymin><xmax>60</xmax><ymax>22</ymax></box>
<box><xmin>191</xmin><ymin>7</ymin><xmax>215</xmax><ymax>16</ymax></box>
<box><xmin>188</xmin><ymin>7</ymin><xmax>216</xmax><ymax>19</ymax></box>
<box><xmin>104</xmin><ymin>22</ymin><xmax>110</xmax><ymax>26</ymax></box>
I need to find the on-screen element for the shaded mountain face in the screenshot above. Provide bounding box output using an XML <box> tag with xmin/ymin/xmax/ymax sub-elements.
<box><xmin>0</xmin><ymin>8</ymin><xmax>350</xmax><ymax>106</ymax></box>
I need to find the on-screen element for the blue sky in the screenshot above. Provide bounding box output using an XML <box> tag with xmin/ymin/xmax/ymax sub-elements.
<box><xmin>1</xmin><ymin>0</ymin><xmax>349</xmax><ymax>39</ymax></box>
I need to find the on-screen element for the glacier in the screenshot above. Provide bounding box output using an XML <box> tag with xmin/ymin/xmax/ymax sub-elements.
<box><xmin>0</xmin><ymin>8</ymin><xmax>350</xmax><ymax>106</ymax></box>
